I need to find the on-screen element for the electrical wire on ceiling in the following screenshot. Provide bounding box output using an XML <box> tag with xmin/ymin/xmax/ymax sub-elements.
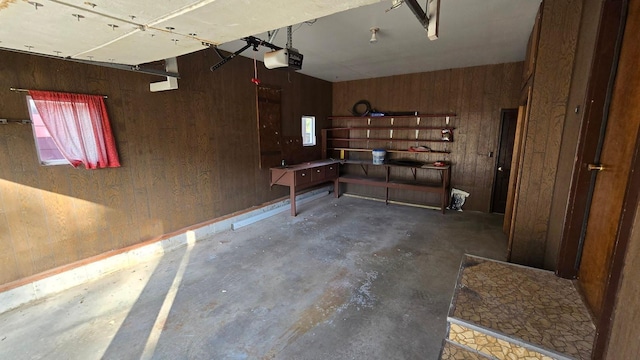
<box><xmin>292</xmin><ymin>19</ymin><xmax>317</xmax><ymax>33</ymax></box>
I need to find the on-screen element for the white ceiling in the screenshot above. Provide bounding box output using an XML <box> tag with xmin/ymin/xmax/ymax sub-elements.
<box><xmin>0</xmin><ymin>0</ymin><xmax>541</xmax><ymax>82</ymax></box>
<box><xmin>0</xmin><ymin>0</ymin><xmax>380</xmax><ymax>66</ymax></box>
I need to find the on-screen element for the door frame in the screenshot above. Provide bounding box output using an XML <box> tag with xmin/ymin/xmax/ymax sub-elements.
<box><xmin>490</xmin><ymin>108</ymin><xmax>518</xmax><ymax>213</ymax></box>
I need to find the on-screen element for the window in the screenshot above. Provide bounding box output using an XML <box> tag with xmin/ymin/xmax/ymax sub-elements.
<box><xmin>26</xmin><ymin>96</ymin><xmax>69</xmax><ymax>166</ymax></box>
<box><xmin>26</xmin><ymin>90</ymin><xmax>120</xmax><ymax>169</ymax></box>
<box><xmin>302</xmin><ymin>116</ymin><xmax>316</xmax><ymax>146</ymax></box>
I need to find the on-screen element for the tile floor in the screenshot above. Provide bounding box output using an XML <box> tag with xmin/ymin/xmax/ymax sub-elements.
<box><xmin>446</xmin><ymin>255</ymin><xmax>595</xmax><ymax>359</ymax></box>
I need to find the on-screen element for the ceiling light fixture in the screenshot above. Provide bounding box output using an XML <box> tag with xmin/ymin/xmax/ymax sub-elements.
<box><xmin>386</xmin><ymin>0</ymin><xmax>404</xmax><ymax>12</ymax></box>
<box><xmin>369</xmin><ymin>27</ymin><xmax>379</xmax><ymax>44</ymax></box>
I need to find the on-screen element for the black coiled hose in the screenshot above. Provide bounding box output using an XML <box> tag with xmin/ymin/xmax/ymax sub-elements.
<box><xmin>351</xmin><ymin>100</ymin><xmax>372</xmax><ymax>117</ymax></box>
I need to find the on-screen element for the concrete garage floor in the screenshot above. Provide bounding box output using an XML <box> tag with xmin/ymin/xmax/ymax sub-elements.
<box><xmin>0</xmin><ymin>196</ymin><xmax>507</xmax><ymax>360</ymax></box>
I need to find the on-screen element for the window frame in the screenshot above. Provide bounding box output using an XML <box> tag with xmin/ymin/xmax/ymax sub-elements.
<box><xmin>26</xmin><ymin>95</ymin><xmax>70</xmax><ymax>166</ymax></box>
<box><xmin>302</xmin><ymin>115</ymin><xmax>316</xmax><ymax>147</ymax></box>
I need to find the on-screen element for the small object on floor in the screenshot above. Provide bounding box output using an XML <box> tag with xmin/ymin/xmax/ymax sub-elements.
<box><xmin>448</xmin><ymin>188</ymin><xmax>470</xmax><ymax>211</ymax></box>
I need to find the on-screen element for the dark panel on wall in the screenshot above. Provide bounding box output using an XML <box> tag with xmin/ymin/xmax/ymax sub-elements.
<box><xmin>509</xmin><ymin>0</ymin><xmax>583</xmax><ymax>267</ymax></box>
<box><xmin>332</xmin><ymin>62</ymin><xmax>523</xmax><ymax>212</ymax></box>
<box><xmin>0</xmin><ymin>49</ymin><xmax>332</xmax><ymax>286</ymax></box>
<box><xmin>256</xmin><ymin>85</ymin><xmax>283</xmax><ymax>169</ymax></box>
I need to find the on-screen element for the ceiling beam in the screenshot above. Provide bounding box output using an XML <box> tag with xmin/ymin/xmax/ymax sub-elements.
<box><xmin>0</xmin><ymin>47</ymin><xmax>180</xmax><ymax>78</ymax></box>
<box><xmin>405</xmin><ymin>0</ymin><xmax>440</xmax><ymax>40</ymax></box>
<box><xmin>405</xmin><ymin>0</ymin><xmax>429</xmax><ymax>29</ymax></box>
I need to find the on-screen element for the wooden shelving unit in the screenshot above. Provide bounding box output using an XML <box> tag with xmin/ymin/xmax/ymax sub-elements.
<box><xmin>329</xmin><ymin>147</ymin><xmax>451</xmax><ymax>154</ymax></box>
<box><xmin>324</xmin><ymin>113</ymin><xmax>456</xmax><ymax>213</ymax></box>
<box><xmin>321</xmin><ymin>114</ymin><xmax>456</xmax><ymax>160</ymax></box>
<box><xmin>328</xmin><ymin>114</ymin><xmax>456</xmax><ymax>120</ymax></box>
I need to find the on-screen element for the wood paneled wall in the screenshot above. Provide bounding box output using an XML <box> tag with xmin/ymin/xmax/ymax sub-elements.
<box><xmin>0</xmin><ymin>49</ymin><xmax>331</xmax><ymax>286</ymax></box>
<box><xmin>332</xmin><ymin>63</ymin><xmax>523</xmax><ymax>212</ymax></box>
<box><xmin>509</xmin><ymin>0</ymin><xmax>584</xmax><ymax>267</ymax></box>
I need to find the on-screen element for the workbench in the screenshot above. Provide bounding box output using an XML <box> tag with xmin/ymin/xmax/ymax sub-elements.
<box><xmin>270</xmin><ymin>159</ymin><xmax>341</xmax><ymax>216</ymax></box>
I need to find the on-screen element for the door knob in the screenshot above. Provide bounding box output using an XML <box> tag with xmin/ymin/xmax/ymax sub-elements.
<box><xmin>588</xmin><ymin>164</ymin><xmax>605</xmax><ymax>171</ymax></box>
<box><xmin>498</xmin><ymin>166</ymin><xmax>503</xmax><ymax>172</ymax></box>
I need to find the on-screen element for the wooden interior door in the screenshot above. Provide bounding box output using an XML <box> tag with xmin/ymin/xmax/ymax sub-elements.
<box><xmin>577</xmin><ymin>0</ymin><xmax>639</xmax><ymax>318</ymax></box>
<box><xmin>491</xmin><ymin>109</ymin><xmax>518</xmax><ymax>213</ymax></box>
<box><xmin>504</xmin><ymin>94</ymin><xmax>530</xmax><ymax>252</ymax></box>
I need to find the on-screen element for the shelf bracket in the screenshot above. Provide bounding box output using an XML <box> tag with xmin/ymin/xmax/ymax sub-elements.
<box><xmin>360</xmin><ymin>164</ymin><xmax>369</xmax><ymax>176</ymax></box>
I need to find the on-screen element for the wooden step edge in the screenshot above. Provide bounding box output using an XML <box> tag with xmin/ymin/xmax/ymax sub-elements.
<box><xmin>439</xmin><ymin>339</ymin><xmax>494</xmax><ymax>360</ymax></box>
<box><xmin>446</xmin><ymin>317</ymin><xmax>573</xmax><ymax>360</ymax></box>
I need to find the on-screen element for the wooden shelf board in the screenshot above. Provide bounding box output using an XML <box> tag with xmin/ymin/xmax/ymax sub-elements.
<box><xmin>338</xmin><ymin>175</ymin><xmax>443</xmax><ymax>192</ymax></box>
<box><xmin>339</xmin><ymin>174</ymin><xmax>387</xmax><ymax>186</ymax></box>
<box><xmin>329</xmin><ymin>147</ymin><xmax>451</xmax><ymax>154</ymax></box>
<box><xmin>328</xmin><ymin>138</ymin><xmax>450</xmax><ymax>143</ymax></box>
<box><xmin>328</xmin><ymin>114</ymin><xmax>456</xmax><ymax>120</ymax></box>
<box><xmin>327</xmin><ymin>126</ymin><xmax>455</xmax><ymax>131</ymax></box>
<box><xmin>342</xmin><ymin>160</ymin><xmax>450</xmax><ymax>170</ymax></box>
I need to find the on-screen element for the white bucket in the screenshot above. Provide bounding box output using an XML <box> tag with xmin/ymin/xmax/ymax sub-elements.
<box><xmin>372</xmin><ymin>149</ymin><xmax>386</xmax><ymax>165</ymax></box>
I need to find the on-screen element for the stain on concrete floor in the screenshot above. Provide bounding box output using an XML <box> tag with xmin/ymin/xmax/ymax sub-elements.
<box><xmin>0</xmin><ymin>196</ymin><xmax>507</xmax><ymax>360</ymax></box>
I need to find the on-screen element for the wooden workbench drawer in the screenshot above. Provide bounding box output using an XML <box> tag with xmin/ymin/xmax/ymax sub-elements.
<box><xmin>295</xmin><ymin>169</ymin><xmax>312</xmax><ymax>185</ymax></box>
<box><xmin>325</xmin><ymin>164</ymin><xmax>338</xmax><ymax>178</ymax></box>
<box><xmin>312</xmin><ymin>166</ymin><xmax>326</xmax><ymax>181</ymax></box>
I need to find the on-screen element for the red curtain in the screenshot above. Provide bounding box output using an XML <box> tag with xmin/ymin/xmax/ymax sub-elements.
<box><xmin>29</xmin><ymin>90</ymin><xmax>120</xmax><ymax>169</ymax></box>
